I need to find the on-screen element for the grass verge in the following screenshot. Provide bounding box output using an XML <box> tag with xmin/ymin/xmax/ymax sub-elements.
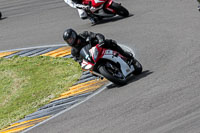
<box><xmin>0</xmin><ymin>56</ymin><xmax>82</xmax><ymax>129</ymax></box>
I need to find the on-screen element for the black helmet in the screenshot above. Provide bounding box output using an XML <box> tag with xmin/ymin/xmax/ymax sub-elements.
<box><xmin>63</xmin><ymin>28</ymin><xmax>77</xmax><ymax>46</ymax></box>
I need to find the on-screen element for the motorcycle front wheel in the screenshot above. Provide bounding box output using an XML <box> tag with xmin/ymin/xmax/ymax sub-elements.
<box><xmin>98</xmin><ymin>62</ymin><xmax>127</xmax><ymax>85</ymax></box>
<box><xmin>110</xmin><ymin>2</ymin><xmax>129</xmax><ymax>17</ymax></box>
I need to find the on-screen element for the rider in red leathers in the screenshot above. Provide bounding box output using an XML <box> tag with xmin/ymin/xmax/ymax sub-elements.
<box><xmin>64</xmin><ymin>0</ymin><xmax>99</xmax><ymax>24</ymax></box>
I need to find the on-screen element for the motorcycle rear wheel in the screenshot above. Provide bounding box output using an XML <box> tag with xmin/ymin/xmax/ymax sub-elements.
<box><xmin>110</xmin><ymin>2</ymin><xmax>129</xmax><ymax>17</ymax></box>
<box><xmin>132</xmin><ymin>59</ymin><xmax>143</xmax><ymax>75</ymax></box>
<box><xmin>98</xmin><ymin>62</ymin><xmax>127</xmax><ymax>85</ymax></box>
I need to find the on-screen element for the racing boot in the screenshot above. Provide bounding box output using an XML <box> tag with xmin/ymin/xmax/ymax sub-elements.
<box><xmin>87</xmin><ymin>12</ymin><xmax>99</xmax><ymax>25</ymax></box>
<box><xmin>88</xmin><ymin>16</ymin><xmax>99</xmax><ymax>25</ymax></box>
<box><xmin>107</xmin><ymin>39</ymin><xmax>135</xmax><ymax>64</ymax></box>
<box><xmin>116</xmin><ymin>48</ymin><xmax>135</xmax><ymax>64</ymax></box>
<box><xmin>123</xmin><ymin>51</ymin><xmax>136</xmax><ymax>65</ymax></box>
<box><xmin>124</xmin><ymin>51</ymin><xmax>133</xmax><ymax>59</ymax></box>
<box><xmin>112</xmin><ymin>41</ymin><xmax>134</xmax><ymax>62</ymax></box>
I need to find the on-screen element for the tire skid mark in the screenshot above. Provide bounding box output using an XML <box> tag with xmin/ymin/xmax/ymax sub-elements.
<box><xmin>0</xmin><ymin>45</ymin><xmax>109</xmax><ymax>133</ymax></box>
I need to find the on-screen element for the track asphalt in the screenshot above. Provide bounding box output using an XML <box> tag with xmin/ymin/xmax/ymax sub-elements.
<box><xmin>1</xmin><ymin>0</ymin><xmax>200</xmax><ymax>133</ymax></box>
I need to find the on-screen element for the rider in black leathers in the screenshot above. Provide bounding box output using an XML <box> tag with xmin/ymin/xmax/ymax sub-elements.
<box><xmin>63</xmin><ymin>28</ymin><xmax>133</xmax><ymax>64</ymax></box>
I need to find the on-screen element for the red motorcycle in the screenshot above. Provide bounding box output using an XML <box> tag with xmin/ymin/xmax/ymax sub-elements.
<box><xmin>80</xmin><ymin>43</ymin><xmax>142</xmax><ymax>85</ymax></box>
<box><xmin>82</xmin><ymin>0</ymin><xmax>129</xmax><ymax>20</ymax></box>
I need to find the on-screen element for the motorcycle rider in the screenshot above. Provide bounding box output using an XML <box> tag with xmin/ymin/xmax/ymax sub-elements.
<box><xmin>63</xmin><ymin>28</ymin><xmax>134</xmax><ymax>64</ymax></box>
<box><xmin>64</xmin><ymin>0</ymin><xmax>98</xmax><ymax>24</ymax></box>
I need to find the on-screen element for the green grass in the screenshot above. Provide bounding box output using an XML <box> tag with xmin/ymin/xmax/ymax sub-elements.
<box><xmin>0</xmin><ymin>56</ymin><xmax>82</xmax><ymax>129</ymax></box>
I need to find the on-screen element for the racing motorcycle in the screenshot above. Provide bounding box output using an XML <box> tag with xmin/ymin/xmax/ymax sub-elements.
<box><xmin>80</xmin><ymin>43</ymin><xmax>143</xmax><ymax>85</ymax></box>
<box><xmin>81</xmin><ymin>0</ymin><xmax>129</xmax><ymax>20</ymax></box>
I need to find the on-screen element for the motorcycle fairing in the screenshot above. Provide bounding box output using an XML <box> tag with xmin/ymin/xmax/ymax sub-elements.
<box><xmin>93</xmin><ymin>8</ymin><xmax>115</xmax><ymax>17</ymax></box>
<box><xmin>92</xmin><ymin>0</ymin><xmax>107</xmax><ymax>7</ymax></box>
<box><xmin>104</xmin><ymin>0</ymin><xmax>115</xmax><ymax>13</ymax></box>
<box><xmin>89</xmin><ymin>3</ymin><xmax>115</xmax><ymax>17</ymax></box>
<box><xmin>92</xmin><ymin>0</ymin><xmax>116</xmax><ymax>13</ymax></box>
<box><xmin>102</xmin><ymin>49</ymin><xmax>135</xmax><ymax>77</ymax></box>
<box><xmin>81</xmin><ymin>59</ymin><xmax>94</xmax><ymax>70</ymax></box>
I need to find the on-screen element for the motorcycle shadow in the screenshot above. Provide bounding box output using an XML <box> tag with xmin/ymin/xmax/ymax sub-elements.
<box><xmin>106</xmin><ymin>70</ymin><xmax>153</xmax><ymax>89</ymax></box>
<box><xmin>0</xmin><ymin>17</ymin><xmax>7</xmax><ymax>21</ymax></box>
<box><xmin>93</xmin><ymin>14</ymin><xmax>134</xmax><ymax>26</ymax></box>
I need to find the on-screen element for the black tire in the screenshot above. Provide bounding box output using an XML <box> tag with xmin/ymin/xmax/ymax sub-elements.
<box><xmin>98</xmin><ymin>62</ymin><xmax>127</xmax><ymax>85</ymax></box>
<box><xmin>132</xmin><ymin>59</ymin><xmax>143</xmax><ymax>75</ymax></box>
<box><xmin>110</xmin><ymin>2</ymin><xmax>129</xmax><ymax>17</ymax></box>
<box><xmin>0</xmin><ymin>12</ymin><xmax>2</xmax><ymax>19</ymax></box>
